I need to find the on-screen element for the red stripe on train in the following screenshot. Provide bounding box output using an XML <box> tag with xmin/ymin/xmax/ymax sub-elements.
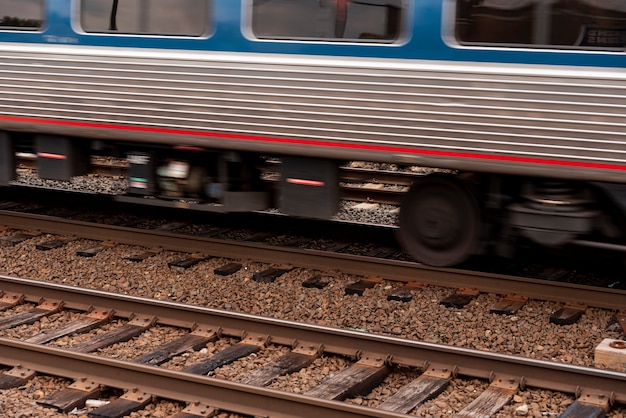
<box><xmin>2</xmin><ymin>116</ymin><xmax>626</xmax><ymax>172</ymax></box>
<box><xmin>37</xmin><ymin>152</ymin><xmax>67</xmax><ymax>160</ymax></box>
<box><xmin>287</xmin><ymin>178</ymin><xmax>326</xmax><ymax>187</ymax></box>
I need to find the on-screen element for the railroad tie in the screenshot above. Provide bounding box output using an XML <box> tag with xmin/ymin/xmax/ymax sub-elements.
<box><xmin>490</xmin><ymin>294</ymin><xmax>528</xmax><ymax>315</ymax></box>
<box><xmin>0</xmin><ymin>365</ymin><xmax>37</xmax><ymax>389</ymax></box>
<box><xmin>252</xmin><ymin>266</ymin><xmax>292</xmax><ymax>283</ymax></box>
<box><xmin>304</xmin><ymin>353</ymin><xmax>390</xmax><ymax>400</ymax></box>
<box><xmin>35</xmin><ymin>238</ymin><xmax>70</xmax><ymax>251</ymax></box>
<box><xmin>453</xmin><ymin>375</ymin><xmax>520</xmax><ymax>418</ymax></box>
<box><xmin>239</xmin><ymin>343</ymin><xmax>321</xmax><ymax>387</ymax></box>
<box><xmin>0</xmin><ymin>232</ymin><xmax>40</xmax><ymax>247</ymax></box>
<box><xmin>36</xmin><ymin>379</ymin><xmax>102</xmax><ymax>413</ymax></box>
<box><xmin>168</xmin><ymin>253</ymin><xmax>209</xmax><ymax>270</ymax></box>
<box><xmin>124</xmin><ymin>249</ymin><xmax>160</xmax><ymax>262</ymax></box>
<box><xmin>182</xmin><ymin>334</ymin><xmax>268</xmax><ymax>375</ymax></box>
<box><xmin>558</xmin><ymin>392</ymin><xmax>611</xmax><ymax>418</ymax></box>
<box><xmin>550</xmin><ymin>303</ymin><xmax>588</xmax><ymax>326</ymax></box>
<box><xmin>37</xmin><ymin>325</ymin><xmax>216</xmax><ymax>414</ymax></box>
<box><xmin>213</xmin><ymin>262</ymin><xmax>242</xmax><ymax>276</ymax></box>
<box><xmin>170</xmin><ymin>403</ymin><xmax>218</xmax><ymax>418</ymax></box>
<box><xmin>87</xmin><ymin>388</ymin><xmax>152</xmax><ymax>418</ymax></box>
<box><xmin>440</xmin><ymin>288</ymin><xmax>480</xmax><ymax>309</ymax></box>
<box><xmin>378</xmin><ymin>366</ymin><xmax>452</xmax><ymax>413</ymax></box>
<box><xmin>345</xmin><ymin>276</ymin><xmax>384</xmax><ymax>296</ymax></box>
<box><xmin>69</xmin><ymin>314</ymin><xmax>156</xmax><ymax>353</ymax></box>
<box><xmin>387</xmin><ymin>281</ymin><xmax>424</xmax><ymax>303</ymax></box>
<box><xmin>25</xmin><ymin>308</ymin><xmax>113</xmax><ymax>345</ymax></box>
<box><xmin>132</xmin><ymin>325</ymin><xmax>218</xmax><ymax>366</ymax></box>
<box><xmin>0</xmin><ymin>299</ymin><xmax>62</xmax><ymax>331</ymax></box>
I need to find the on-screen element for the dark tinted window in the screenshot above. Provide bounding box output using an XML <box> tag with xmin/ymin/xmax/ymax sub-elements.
<box><xmin>456</xmin><ymin>0</ymin><xmax>626</xmax><ymax>49</ymax></box>
<box><xmin>81</xmin><ymin>0</ymin><xmax>211</xmax><ymax>36</ymax></box>
<box><xmin>0</xmin><ymin>0</ymin><xmax>44</xmax><ymax>30</ymax></box>
<box><xmin>251</xmin><ymin>0</ymin><xmax>403</xmax><ymax>42</ymax></box>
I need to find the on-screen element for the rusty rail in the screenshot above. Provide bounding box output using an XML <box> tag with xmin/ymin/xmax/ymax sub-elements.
<box><xmin>0</xmin><ymin>275</ymin><xmax>624</xmax><ymax>414</ymax></box>
<box><xmin>0</xmin><ymin>209</ymin><xmax>625</xmax><ymax>311</ymax></box>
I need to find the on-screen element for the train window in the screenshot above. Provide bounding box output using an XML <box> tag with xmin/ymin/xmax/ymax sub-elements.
<box><xmin>250</xmin><ymin>0</ymin><xmax>403</xmax><ymax>43</ymax></box>
<box><xmin>455</xmin><ymin>0</ymin><xmax>626</xmax><ymax>50</ymax></box>
<box><xmin>0</xmin><ymin>0</ymin><xmax>44</xmax><ymax>30</ymax></box>
<box><xmin>80</xmin><ymin>0</ymin><xmax>211</xmax><ymax>36</ymax></box>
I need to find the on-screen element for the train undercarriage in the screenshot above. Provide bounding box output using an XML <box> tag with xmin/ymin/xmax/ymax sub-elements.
<box><xmin>1</xmin><ymin>132</ymin><xmax>626</xmax><ymax>267</ymax></box>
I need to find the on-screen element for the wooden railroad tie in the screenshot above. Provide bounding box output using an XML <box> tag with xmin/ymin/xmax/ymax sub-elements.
<box><xmin>379</xmin><ymin>366</ymin><xmax>452</xmax><ymax>413</ymax></box>
<box><xmin>550</xmin><ymin>302</ymin><xmax>587</xmax><ymax>326</ymax></box>
<box><xmin>304</xmin><ymin>353</ymin><xmax>390</xmax><ymax>400</ymax></box>
<box><xmin>345</xmin><ymin>276</ymin><xmax>384</xmax><ymax>296</ymax></box>
<box><xmin>440</xmin><ymin>288</ymin><xmax>480</xmax><ymax>309</ymax></box>
<box><xmin>454</xmin><ymin>375</ymin><xmax>520</xmax><ymax>418</ymax></box>
<box><xmin>387</xmin><ymin>281</ymin><xmax>424</xmax><ymax>303</ymax></box>
<box><xmin>490</xmin><ymin>294</ymin><xmax>528</xmax><ymax>315</ymax></box>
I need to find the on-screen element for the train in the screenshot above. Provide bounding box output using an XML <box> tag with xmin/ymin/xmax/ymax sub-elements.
<box><xmin>0</xmin><ymin>0</ymin><xmax>625</xmax><ymax>267</ymax></box>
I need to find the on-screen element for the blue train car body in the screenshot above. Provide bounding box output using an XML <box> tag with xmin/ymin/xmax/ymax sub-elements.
<box><xmin>0</xmin><ymin>0</ymin><xmax>625</xmax><ymax>265</ymax></box>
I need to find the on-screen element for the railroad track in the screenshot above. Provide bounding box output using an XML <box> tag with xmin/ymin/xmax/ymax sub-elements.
<box><xmin>0</xmin><ymin>275</ymin><xmax>624</xmax><ymax>418</ymax></box>
<box><xmin>0</xmin><ymin>206</ymin><xmax>625</xmax><ymax>315</ymax></box>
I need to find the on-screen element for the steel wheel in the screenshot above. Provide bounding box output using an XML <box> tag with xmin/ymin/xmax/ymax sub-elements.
<box><xmin>398</xmin><ymin>175</ymin><xmax>480</xmax><ymax>266</ymax></box>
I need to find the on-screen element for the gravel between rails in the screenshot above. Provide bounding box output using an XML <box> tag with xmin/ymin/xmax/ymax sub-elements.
<box><xmin>1</xmin><ymin>166</ymin><xmax>626</xmax><ymax>417</ymax></box>
<box><xmin>0</xmin><ymin>235</ymin><xmax>624</xmax><ymax>417</ymax></box>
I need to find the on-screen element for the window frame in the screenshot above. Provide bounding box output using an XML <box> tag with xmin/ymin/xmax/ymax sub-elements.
<box><xmin>77</xmin><ymin>0</ymin><xmax>214</xmax><ymax>38</ymax></box>
<box><xmin>447</xmin><ymin>0</ymin><xmax>626</xmax><ymax>52</ymax></box>
<box><xmin>242</xmin><ymin>0</ymin><xmax>410</xmax><ymax>45</ymax></box>
<box><xmin>0</xmin><ymin>0</ymin><xmax>46</xmax><ymax>31</ymax></box>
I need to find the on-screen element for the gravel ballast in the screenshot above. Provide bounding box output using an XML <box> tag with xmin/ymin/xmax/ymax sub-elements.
<box><xmin>0</xmin><ymin>235</ymin><xmax>624</xmax><ymax>417</ymax></box>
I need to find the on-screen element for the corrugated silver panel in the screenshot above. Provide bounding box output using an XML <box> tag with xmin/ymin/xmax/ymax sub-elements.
<box><xmin>0</xmin><ymin>45</ymin><xmax>625</xmax><ymax>179</ymax></box>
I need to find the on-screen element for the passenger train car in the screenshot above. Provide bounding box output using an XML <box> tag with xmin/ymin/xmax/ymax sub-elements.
<box><xmin>0</xmin><ymin>0</ymin><xmax>625</xmax><ymax>266</ymax></box>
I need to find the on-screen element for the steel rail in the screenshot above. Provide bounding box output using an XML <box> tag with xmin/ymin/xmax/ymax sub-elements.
<box><xmin>0</xmin><ymin>275</ymin><xmax>625</xmax><ymax>405</ymax></box>
<box><xmin>0</xmin><ymin>338</ymin><xmax>406</xmax><ymax>418</ymax></box>
<box><xmin>0</xmin><ymin>209</ymin><xmax>625</xmax><ymax>310</ymax></box>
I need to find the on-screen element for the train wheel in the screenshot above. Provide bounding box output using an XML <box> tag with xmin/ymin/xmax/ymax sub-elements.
<box><xmin>398</xmin><ymin>175</ymin><xmax>480</xmax><ymax>267</ymax></box>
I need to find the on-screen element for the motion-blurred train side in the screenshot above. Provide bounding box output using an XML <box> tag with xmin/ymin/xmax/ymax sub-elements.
<box><xmin>0</xmin><ymin>0</ymin><xmax>625</xmax><ymax>266</ymax></box>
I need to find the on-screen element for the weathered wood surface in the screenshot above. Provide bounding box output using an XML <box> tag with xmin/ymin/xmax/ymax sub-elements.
<box><xmin>35</xmin><ymin>239</ymin><xmax>68</xmax><ymax>251</ymax></box>
<box><xmin>168</xmin><ymin>256</ymin><xmax>205</xmax><ymax>270</ymax></box>
<box><xmin>37</xmin><ymin>383</ymin><xmax>101</xmax><ymax>413</ymax></box>
<box><xmin>26</xmin><ymin>309</ymin><xmax>112</xmax><ymax>344</ymax></box>
<box><xmin>0</xmin><ymin>300</ymin><xmax>62</xmax><ymax>330</ymax></box>
<box><xmin>305</xmin><ymin>357</ymin><xmax>390</xmax><ymax>400</ymax></box>
<box><xmin>454</xmin><ymin>377</ymin><xmax>519</xmax><ymax>418</ymax></box>
<box><xmin>550</xmin><ymin>303</ymin><xmax>587</xmax><ymax>326</ymax></box>
<box><xmin>88</xmin><ymin>392</ymin><xmax>152</xmax><ymax>418</ymax></box>
<box><xmin>183</xmin><ymin>342</ymin><xmax>262</xmax><ymax>375</ymax></box>
<box><xmin>213</xmin><ymin>262</ymin><xmax>242</xmax><ymax>276</ymax></box>
<box><xmin>240</xmin><ymin>351</ymin><xmax>317</xmax><ymax>386</ymax></box>
<box><xmin>0</xmin><ymin>366</ymin><xmax>37</xmax><ymax>389</ymax></box>
<box><xmin>252</xmin><ymin>267</ymin><xmax>291</xmax><ymax>283</ymax></box>
<box><xmin>345</xmin><ymin>277</ymin><xmax>383</xmax><ymax>296</ymax></box>
<box><xmin>559</xmin><ymin>401</ymin><xmax>607</xmax><ymax>418</ymax></box>
<box><xmin>490</xmin><ymin>294</ymin><xmax>528</xmax><ymax>315</ymax></box>
<box><xmin>379</xmin><ymin>368</ymin><xmax>451</xmax><ymax>413</ymax></box>
<box><xmin>70</xmin><ymin>316</ymin><xmax>155</xmax><ymax>354</ymax></box>
<box><xmin>440</xmin><ymin>288</ymin><xmax>479</xmax><ymax>309</ymax></box>
<box><xmin>132</xmin><ymin>329</ymin><xmax>217</xmax><ymax>365</ymax></box>
<box><xmin>0</xmin><ymin>232</ymin><xmax>40</xmax><ymax>247</ymax></box>
<box><xmin>124</xmin><ymin>250</ymin><xmax>158</xmax><ymax>262</ymax></box>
